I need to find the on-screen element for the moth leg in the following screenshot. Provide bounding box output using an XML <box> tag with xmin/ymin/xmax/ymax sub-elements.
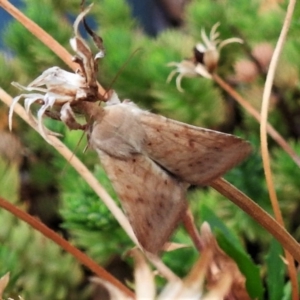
<box><xmin>60</xmin><ymin>102</ymin><xmax>86</xmax><ymax>130</ymax></box>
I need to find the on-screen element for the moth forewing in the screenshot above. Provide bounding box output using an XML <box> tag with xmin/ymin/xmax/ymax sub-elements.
<box><xmin>139</xmin><ymin>112</ymin><xmax>252</xmax><ymax>185</ymax></box>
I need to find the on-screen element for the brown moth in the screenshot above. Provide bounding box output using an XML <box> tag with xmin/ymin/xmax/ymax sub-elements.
<box><xmin>76</xmin><ymin>95</ymin><xmax>251</xmax><ymax>254</ymax></box>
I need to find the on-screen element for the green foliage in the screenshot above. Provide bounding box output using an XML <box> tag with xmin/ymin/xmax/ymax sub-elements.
<box><xmin>4</xmin><ymin>2</ymin><xmax>72</xmax><ymax>78</ymax></box>
<box><xmin>0</xmin><ymin>158</ymin><xmax>86</xmax><ymax>300</ymax></box>
<box><xmin>272</xmin><ymin>141</ymin><xmax>300</xmax><ymax>207</ymax></box>
<box><xmin>218</xmin><ymin>230</ymin><xmax>264</xmax><ymax>299</ymax></box>
<box><xmin>59</xmin><ymin>163</ymin><xmax>132</xmax><ymax>262</ymax></box>
<box><xmin>265</xmin><ymin>239</ymin><xmax>285</xmax><ymax>300</ymax></box>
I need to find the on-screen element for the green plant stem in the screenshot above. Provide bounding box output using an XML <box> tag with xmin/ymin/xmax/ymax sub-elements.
<box><xmin>0</xmin><ymin>197</ymin><xmax>134</xmax><ymax>299</ymax></box>
<box><xmin>210</xmin><ymin>178</ymin><xmax>300</xmax><ymax>264</ymax></box>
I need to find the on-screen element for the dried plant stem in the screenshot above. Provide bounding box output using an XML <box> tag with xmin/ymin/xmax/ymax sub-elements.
<box><xmin>210</xmin><ymin>178</ymin><xmax>300</xmax><ymax>264</ymax></box>
<box><xmin>260</xmin><ymin>0</ymin><xmax>298</xmax><ymax>298</ymax></box>
<box><xmin>182</xmin><ymin>208</ymin><xmax>204</xmax><ymax>251</ymax></box>
<box><xmin>0</xmin><ymin>196</ymin><xmax>134</xmax><ymax>299</ymax></box>
<box><xmin>212</xmin><ymin>74</ymin><xmax>300</xmax><ymax>168</ymax></box>
<box><xmin>0</xmin><ymin>87</ymin><xmax>138</xmax><ymax>248</ymax></box>
<box><xmin>0</xmin><ymin>0</ymin><xmax>106</xmax><ymax>96</ymax></box>
<box><xmin>146</xmin><ymin>253</ymin><xmax>180</xmax><ymax>282</ymax></box>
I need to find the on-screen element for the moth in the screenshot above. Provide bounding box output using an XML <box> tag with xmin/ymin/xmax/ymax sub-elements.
<box><xmin>9</xmin><ymin>4</ymin><xmax>251</xmax><ymax>254</ymax></box>
<box><xmin>74</xmin><ymin>96</ymin><xmax>251</xmax><ymax>254</ymax></box>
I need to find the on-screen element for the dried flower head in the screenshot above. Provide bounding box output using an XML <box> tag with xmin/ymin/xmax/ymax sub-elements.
<box><xmin>9</xmin><ymin>4</ymin><xmax>103</xmax><ymax>141</ymax></box>
<box><xmin>91</xmin><ymin>223</ymin><xmax>250</xmax><ymax>299</ymax></box>
<box><xmin>167</xmin><ymin>23</ymin><xmax>243</xmax><ymax>92</ymax></box>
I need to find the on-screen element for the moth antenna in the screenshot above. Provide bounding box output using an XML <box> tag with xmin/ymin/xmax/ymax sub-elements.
<box><xmin>103</xmin><ymin>48</ymin><xmax>142</xmax><ymax>99</ymax></box>
<box><xmin>83</xmin><ymin>143</ymin><xmax>89</xmax><ymax>154</ymax></box>
<box><xmin>60</xmin><ymin>130</ymin><xmax>87</xmax><ymax>177</ymax></box>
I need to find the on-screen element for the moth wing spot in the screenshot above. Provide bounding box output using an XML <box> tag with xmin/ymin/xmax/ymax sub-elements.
<box><xmin>136</xmin><ymin>197</ymin><xmax>144</xmax><ymax>203</ymax></box>
<box><xmin>158</xmin><ymin>202</ymin><xmax>164</xmax><ymax>209</ymax></box>
<box><xmin>146</xmin><ymin>219</ymin><xmax>153</xmax><ymax>229</ymax></box>
<box><xmin>188</xmin><ymin>139</ymin><xmax>196</xmax><ymax>148</ymax></box>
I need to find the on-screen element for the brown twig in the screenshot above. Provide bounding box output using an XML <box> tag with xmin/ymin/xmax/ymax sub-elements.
<box><xmin>182</xmin><ymin>208</ymin><xmax>204</xmax><ymax>251</ymax></box>
<box><xmin>260</xmin><ymin>0</ymin><xmax>298</xmax><ymax>298</ymax></box>
<box><xmin>212</xmin><ymin>74</ymin><xmax>300</xmax><ymax>168</ymax></box>
<box><xmin>0</xmin><ymin>197</ymin><xmax>134</xmax><ymax>299</ymax></box>
<box><xmin>210</xmin><ymin>178</ymin><xmax>300</xmax><ymax>264</ymax></box>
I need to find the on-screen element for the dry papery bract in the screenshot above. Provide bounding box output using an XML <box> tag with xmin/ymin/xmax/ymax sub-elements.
<box><xmin>9</xmin><ymin>4</ymin><xmax>104</xmax><ymax>142</ymax></box>
<box><xmin>0</xmin><ymin>272</ymin><xmax>24</xmax><ymax>300</ymax></box>
<box><xmin>167</xmin><ymin>22</ymin><xmax>243</xmax><ymax>92</ymax></box>
<box><xmin>91</xmin><ymin>223</ymin><xmax>249</xmax><ymax>300</ymax></box>
<box><xmin>0</xmin><ymin>272</ymin><xmax>10</xmax><ymax>299</ymax></box>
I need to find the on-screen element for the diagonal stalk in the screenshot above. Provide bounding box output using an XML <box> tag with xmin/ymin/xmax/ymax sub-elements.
<box><xmin>212</xmin><ymin>74</ymin><xmax>300</xmax><ymax>168</ymax></box>
<box><xmin>0</xmin><ymin>196</ymin><xmax>134</xmax><ymax>299</ymax></box>
<box><xmin>210</xmin><ymin>178</ymin><xmax>300</xmax><ymax>264</ymax></box>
